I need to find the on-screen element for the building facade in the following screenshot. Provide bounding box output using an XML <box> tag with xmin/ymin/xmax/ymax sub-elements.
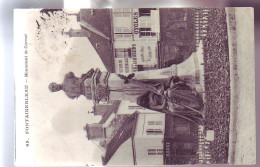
<box><xmin>133</xmin><ymin>113</ymin><xmax>165</xmax><ymax>165</ymax></box>
<box><xmin>164</xmin><ymin>115</ymin><xmax>199</xmax><ymax>164</ymax></box>
<box><xmin>94</xmin><ymin>112</ymin><xmax>201</xmax><ymax>165</ymax></box>
<box><xmin>159</xmin><ymin>8</ymin><xmax>197</xmax><ymax>68</ymax></box>
<box><xmin>65</xmin><ymin>8</ymin><xmax>198</xmax><ymax>74</ymax></box>
<box><xmin>112</xmin><ymin>8</ymin><xmax>160</xmax><ymax>73</ymax></box>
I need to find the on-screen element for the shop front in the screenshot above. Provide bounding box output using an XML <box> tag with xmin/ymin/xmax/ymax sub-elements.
<box><xmin>112</xmin><ymin>8</ymin><xmax>160</xmax><ymax>73</ymax></box>
<box><xmin>114</xmin><ymin>41</ymin><xmax>159</xmax><ymax>73</ymax></box>
<box><xmin>164</xmin><ymin>116</ymin><xmax>199</xmax><ymax>165</ymax></box>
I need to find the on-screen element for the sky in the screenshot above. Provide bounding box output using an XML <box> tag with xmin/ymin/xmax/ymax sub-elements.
<box><xmin>14</xmin><ymin>9</ymin><xmax>106</xmax><ymax>166</ymax></box>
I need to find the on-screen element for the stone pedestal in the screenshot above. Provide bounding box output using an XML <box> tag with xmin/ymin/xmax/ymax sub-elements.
<box><xmin>85</xmin><ymin>52</ymin><xmax>202</xmax><ymax>103</ymax></box>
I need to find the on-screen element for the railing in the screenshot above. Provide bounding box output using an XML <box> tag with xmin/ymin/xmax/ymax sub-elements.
<box><xmin>193</xmin><ymin>9</ymin><xmax>210</xmax><ymax>48</ymax></box>
<box><xmin>197</xmin><ymin>125</ymin><xmax>212</xmax><ymax>164</ymax></box>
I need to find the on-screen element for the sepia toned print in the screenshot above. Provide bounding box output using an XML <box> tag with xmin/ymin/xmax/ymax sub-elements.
<box><xmin>14</xmin><ymin>8</ymin><xmax>255</xmax><ymax>166</ymax></box>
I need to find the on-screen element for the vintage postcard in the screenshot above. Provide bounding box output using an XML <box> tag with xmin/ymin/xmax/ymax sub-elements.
<box><xmin>14</xmin><ymin>8</ymin><xmax>255</xmax><ymax>166</ymax></box>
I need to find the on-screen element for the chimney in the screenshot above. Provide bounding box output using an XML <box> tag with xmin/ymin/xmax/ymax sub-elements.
<box><xmin>63</xmin><ymin>29</ymin><xmax>90</xmax><ymax>38</ymax></box>
<box><xmin>84</xmin><ymin>123</ymin><xmax>105</xmax><ymax>140</ymax></box>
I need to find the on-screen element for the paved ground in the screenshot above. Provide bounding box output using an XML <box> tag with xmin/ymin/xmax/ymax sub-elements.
<box><xmin>226</xmin><ymin>8</ymin><xmax>256</xmax><ymax>165</ymax></box>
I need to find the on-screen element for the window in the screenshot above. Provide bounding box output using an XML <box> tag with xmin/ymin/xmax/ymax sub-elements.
<box><xmin>114</xmin><ymin>27</ymin><xmax>131</xmax><ymax>33</ymax></box>
<box><xmin>146</xmin><ymin>129</ymin><xmax>163</xmax><ymax>135</ymax></box>
<box><xmin>115</xmin><ymin>48</ymin><xmax>131</xmax><ymax>58</ymax></box>
<box><xmin>113</xmin><ymin>13</ymin><xmax>131</xmax><ymax>17</ymax></box>
<box><xmin>140</xmin><ymin>28</ymin><xmax>151</xmax><ymax>31</ymax></box>
<box><xmin>148</xmin><ymin>149</ymin><xmax>163</xmax><ymax>155</ymax></box>
<box><xmin>113</xmin><ymin>8</ymin><xmax>131</xmax><ymax>13</ymax></box>
<box><xmin>114</xmin><ymin>34</ymin><xmax>132</xmax><ymax>40</ymax></box>
<box><xmin>183</xmin><ymin>143</ymin><xmax>193</xmax><ymax>150</ymax></box>
<box><xmin>139</xmin><ymin>8</ymin><xmax>156</xmax><ymax>17</ymax></box>
<box><xmin>113</xmin><ymin>13</ymin><xmax>132</xmax><ymax>34</ymax></box>
<box><xmin>148</xmin><ymin>121</ymin><xmax>162</xmax><ymax>125</ymax></box>
<box><xmin>139</xmin><ymin>28</ymin><xmax>156</xmax><ymax>37</ymax></box>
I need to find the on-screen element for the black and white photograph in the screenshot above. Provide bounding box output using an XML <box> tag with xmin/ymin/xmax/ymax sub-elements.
<box><xmin>14</xmin><ymin>8</ymin><xmax>255</xmax><ymax>166</ymax></box>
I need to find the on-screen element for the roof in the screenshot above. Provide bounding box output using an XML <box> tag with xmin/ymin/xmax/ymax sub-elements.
<box><xmin>102</xmin><ymin>111</ymin><xmax>139</xmax><ymax>165</ymax></box>
<box><xmin>79</xmin><ymin>9</ymin><xmax>112</xmax><ymax>38</ymax></box>
<box><xmin>79</xmin><ymin>9</ymin><xmax>115</xmax><ymax>72</ymax></box>
<box><xmin>98</xmin><ymin>101</ymin><xmax>121</xmax><ymax>124</ymax></box>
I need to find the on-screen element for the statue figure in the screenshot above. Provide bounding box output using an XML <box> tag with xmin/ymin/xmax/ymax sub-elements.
<box><xmin>48</xmin><ymin>53</ymin><xmax>204</xmax><ymax>122</ymax></box>
<box><xmin>48</xmin><ymin>68</ymin><xmax>95</xmax><ymax>99</ymax></box>
<box><xmin>136</xmin><ymin>76</ymin><xmax>203</xmax><ymax>114</ymax></box>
